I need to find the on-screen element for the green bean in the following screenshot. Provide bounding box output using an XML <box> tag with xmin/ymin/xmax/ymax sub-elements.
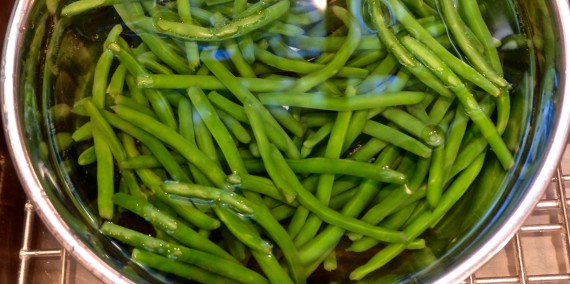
<box><xmin>131</xmin><ymin>249</ymin><xmax>237</xmax><ymax>284</ymax></box>
<box><xmin>347</xmin><ymin>50</ymin><xmax>386</xmax><ymax>68</ymax></box>
<box><xmin>207</xmin><ymin>91</ymin><xmax>248</xmax><ymax>122</ymax></box>
<box><xmin>355</xmin><ymin>54</ymin><xmax>398</xmax><ymax>94</ymax></box>
<box><xmin>348</xmin><ymin>138</ymin><xmax>388</xmax><ymax>162</ymax></box>
<box><xmin>262</xmin><ymin>21</ymin><xmax>304</xmax><ymax>36</ymax></box>
<box><xmin>267</xmin><ymin>106</ymin><xmax>305</xmax><ymax>138</ymax></box>
<box><xmin>285</xmin><ymin>158</ymin><xmax>406</xmax><ymax>184</ymax></box>
<box><xmin>438</xmin><ymin>0</ymin><xmax>507</xmax><ymax>88</ymax></box>
<box><xmin>72</xmin><ymin>122</ymin><xmax>92</xmax><ymax>142</ymax></box>
<box><xmin>106</xmin><ymin>41</ymin><xmax>178</xmax><ymax>130</ymax></box>
<box><xmin>291</xmin><ymin>6</ymin><xmax>360</xmax><ymax>92</ymax></box>
<box><xmin>400</xmin><ymin>35</ymin><xmax>513</xmax><ymax>169</ymax></box>
<box><xmin>120</xmin><ymin>134</ymin><xmax>220</xmax><ymax>229</ymax></box>
<box><xmin>176</xmin><ymin>0</ymin><xmax>201</xmax><ymax>71</ymax></box>
<box><xmin>162</xmin><ymin>182</ymin><xmax>253</xmax><ymax>214</ymax></box>
<box><xmin>119</xmin><ymin>154</ymin><xmax>185</xmax><ymax>169</ymax></box>
<box><xmin>284</xmin><ymin>9</ymin><xmax>324</xmax><ymax>26</ymax></box>
<box><xmin>111</xmin><ymin>105</ymin><xmax>227</xmax><ymax>186</ymax></box>
<box><xmin>188</xmin><ymin>86</ymin><xmax>247</xmax><ymax>173</ymax></box>
<box><xmin>363</xmin><ymin>120</ymin><xmax>432</xmax><ymax>158</ymax></box>
<box><xmin>92</xmin><ymin>123</ymin><xmax>114</xmax><ymax>220</ymax></box>
<box><xmin>298</xmin><ymin>146</ymin><xmax>401</xmax><ymax>266</ymax></box>
<box><xmin>254</xmin><ymin>46</ymin><xmax>368</xmax><ymax>78</ymax></box>
<box><xmin>61</xmin><ymin>0</ymin><xmax>129</xmax><ymax>16</ymax></box>
<box><xmin>349</xmin><ymin>151</ymin><xmax>487</xmax><ymax>280</ymax></box>
<box><xmin>125</xmin><ymin>75</ymin><xmax>148</xmax><ymax>106</ymax></box>
<box><xmin>220</xmin><ymin>226</ymin><xmax>247</xmax><ymax>262</ymax></box>
<box><xmin>178</xmin><ymin>98</ymin><xmax>196</xmax><ymax>144</ymax></box>
<box><xmin>78</xmin><ymin>145</ymin><xmax>96</xmax><ymax>166</ymax></box>
<box><xmin>347</xmin><ymin>201</ymin><xmax>419</xmax><ymax>253</ymax></box>
<box><xmin>285</xmin><ymin>35</ymin><xmax>383</xmax><ymax>52</ymax></box>
<box><xmin>401</xmin><ymin>0</ymin><xmax>436</xmax><ymax>17</ymax></box>
<box><xmin>350</xmin><ymin>155</ymin><xmax>428</xmax><ymax>241</ymax></box>
<box><xmin>302</xmin><ymin>122</ymin><xmax>333</xmax><ymax>157</ymax></box>
<box><xmin>113</xmin><ymin>192</ymin><xmax>235</xmax><ymax>260</ymax></box>
<box><xmin>155</xmin><ymin>1</ymin><xmax>290</xmax><ymax>41</ymax></box>
<box><xmin>443</xmin><ymin>105</ymin><xmax>469</xmax><ymax>179</ymax></box>
<box><xmin>294</xmin><ymin>91</ymin><xmax>353</xmax><ymax>246</ymax></box>
<box><xmin>382</xmin><ymin>0</ymin><xmax>504</xmax><ymax>96</ymax></box>
<box><xmin>216</xmin><ymin>109</ymin><xmax>252</xmax><ymax>144</ymax></box>
<box><xmin>258</xmin><ymin>91</ymin><xmax>426</xmax><ymax>111</ymax></box>
<box><xmin>83</xmin><ymin>101</ymin><xmax>126</xmax><ymax>162</ymax></box>
<box><xmin>236</xmin><ymin>35</ymin><xmax>256</xmax><ymax>64</ymax></box>
<box><xmin>112</xmin><ymin>95</ymin><xmax>156</xmax><ymax>118</ymax></box>
<box><xmin>460</xmin><ymin>0</ymin><xmax>503</xmax><ymax>74</ymax></box>
<box><xmin>368</xmin><ymin>0</ymin><xmax>454</xmax><ymax>98</ymax></box>
<box><xmin>92</xmin><ymin>50</ymin><xmax>114</xmax><ymax>109</ymax></box>
<box><xmin>115</xmin><ymin>3</ymin><xmax>193</xmax><ymax>75</ymax></box>
<box><xmin>381</xmin><ymin>107</ymin><xmax>444</xmax><ymax>147</ymax></box>
<box><xmin>267</xmin><ymin>144</ymin><xmax>408</xmax><ymax>243</ymax></box>
<box><xmin>244</xmin><ymin>104</ymin><xmax>298</xmax><ymax>203</ymax></box>
<box><xmin>201</xmin><ymin>49</ymin><xmax>300</xmax><ymax>158</ymax></box>
<box><xmin>164</xmin><ymin>179</ymin><xmax>305</xmax><ymax>283</ymax></box>
<box><xmin>212</xmin><ymin>204</ymin><xmax>272</xmax><ymax>254</ymax></box>
<box><xmin>137</xmin><ymin>52</ymin><xmax>175</xmax><ymax>75</ymax></box>
<box><xmin>267</xmin><ymin>35</ymin><xmax>305</xmax><ymax>60</ymax></box>
<box><xmin>224</xmin><ymin>40</ymin><xmax>257</xmax><ymax>78</ymax></box>
<box><xmin>100</xmin><ymin>223</ymin><xmax>268</xmax><ymax>284</ymax></box>
<box><xmin>227</xmin><ymin>173</ymin><xmax>284</xmax><ymax>202</ymax></box>
<box><xmin>107</xmin><ymin>64</ymin><xmax>127</xmax><ymax>97</ymax></box>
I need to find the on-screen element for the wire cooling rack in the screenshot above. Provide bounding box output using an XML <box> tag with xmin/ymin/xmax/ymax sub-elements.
<box><xmin>17</xmin><ymin>145</ymin><xmax>570</xmax><ymax>284</ymax></box>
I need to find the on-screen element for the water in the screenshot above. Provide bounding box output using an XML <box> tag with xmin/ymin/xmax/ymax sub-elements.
<box><xmin>28</xmin><ymin>0</ymin><xmax>555</xmax><ymax>282</ymax></box>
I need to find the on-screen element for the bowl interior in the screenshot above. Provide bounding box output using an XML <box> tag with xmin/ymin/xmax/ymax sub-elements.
<box><xmin>2</xmin><ymin>0</ymin><xmax>569</xmax><ymax>283</ymax></box>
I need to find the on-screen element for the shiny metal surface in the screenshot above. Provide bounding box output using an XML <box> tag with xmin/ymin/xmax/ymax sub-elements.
<box><xmin>1</xmin><ymin>0</ymin><xmax>570</xmax><ymax>283</ymax></box>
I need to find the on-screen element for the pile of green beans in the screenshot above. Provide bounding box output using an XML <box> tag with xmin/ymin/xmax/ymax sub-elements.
<box><xmin>53</xmin><ymin>0</ymin><xmax>516</xmax><ymax>281</ymax></box>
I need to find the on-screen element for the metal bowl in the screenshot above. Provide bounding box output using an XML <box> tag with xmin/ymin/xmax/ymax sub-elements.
<box><xmin>2</xmin><ymin>0</ymin><xmax>569</xmax><ymax>283</ymax></box>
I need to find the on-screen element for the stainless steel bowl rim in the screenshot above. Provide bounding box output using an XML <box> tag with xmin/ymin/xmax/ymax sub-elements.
<box><xmin>1</xmin><ymin>0</ymin><xmax>570</xmax><ymax>283</ymax></box>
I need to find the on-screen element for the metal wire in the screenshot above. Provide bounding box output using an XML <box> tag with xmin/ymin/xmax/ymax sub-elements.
<box><xmin>17</xmin><ymin>162</ymin><xmax>570</xmax><ymax>283</ymax></box>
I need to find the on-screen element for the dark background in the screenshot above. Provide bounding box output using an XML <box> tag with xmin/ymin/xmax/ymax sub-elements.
<box><xmin>1</xmin><ymin>0</ymin><xmax>29</xmax><ymax>282</ymax></box>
